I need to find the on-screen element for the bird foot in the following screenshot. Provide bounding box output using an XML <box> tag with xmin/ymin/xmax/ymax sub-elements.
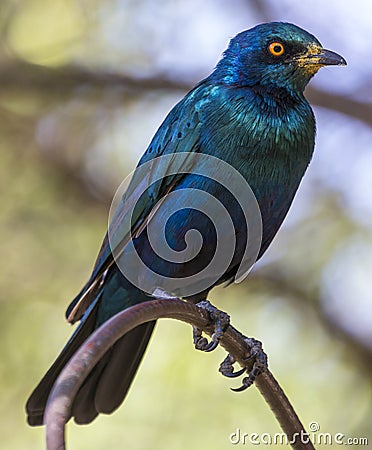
<box><xmin>219</xmin><ymin>338</ymin><xmax>267</xmax><ymax>391</ymax></box>
<box><xmin>193</xmin><ymin>300</ymin><xmax>230</xmax><ymax>352</ymax></box>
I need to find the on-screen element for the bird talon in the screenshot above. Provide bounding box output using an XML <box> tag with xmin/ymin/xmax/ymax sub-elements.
<box><xmin>193</xmin><ymin>333</ymin><xmax>210</xmax><ymax>351</ymax></box>
<box><xmin>192</xmin><ymin>300</ymin><xmax>230</xmax><ymax>353</ymax></box>
<box><xmin>231</xmin><ymin>376</ymin><xmax>253</xmax><ymax>392</ymax></box>
<box><xmin>220</xmin><ymin>338</ymin><xmax>268</xmax><ymax>391</ymax></box>
<box><xmin>219</xmin><ymin>354</ymin><xmax>246</xmax><ymax>378</ymax></box>
<box><xmin>203</xmin><ymin>340</ymin><xmax>219</xmax><ymax>352</ymax></box>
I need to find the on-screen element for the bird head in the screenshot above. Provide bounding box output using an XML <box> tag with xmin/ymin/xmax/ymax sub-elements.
<box><xmin>215</xmin><ymin>22</ymin><xmax>346</xmax><ymax>93</ymax></box>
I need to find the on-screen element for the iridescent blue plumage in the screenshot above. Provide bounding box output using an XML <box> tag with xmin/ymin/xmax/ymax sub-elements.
<box><xmin>26</xmin><ymin>22</ymin><xmax>345</xmax><ymax>425</ymax></box>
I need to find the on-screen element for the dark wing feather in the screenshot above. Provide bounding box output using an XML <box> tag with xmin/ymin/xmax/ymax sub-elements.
<box><xmin>66</xmin><ymin>81</ymin><xmax>210</xmax><ymax>323</ymax></box>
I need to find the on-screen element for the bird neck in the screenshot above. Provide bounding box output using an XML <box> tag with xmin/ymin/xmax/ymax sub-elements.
<box><xmin>249</xmin><ymin>83</ymin><xmax>303</xmax><ymax>111</ymax></box>
<box><xmin>197</xmin><ymin>79</ymin><xmax>316</xmax><ymax>183</ymax></box>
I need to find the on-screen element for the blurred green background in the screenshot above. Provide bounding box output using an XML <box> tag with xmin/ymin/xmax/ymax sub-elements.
<box><xmin>2</xmin><ymin>0</ymin><xmax>372</xmax><ymax>448</ymax></box>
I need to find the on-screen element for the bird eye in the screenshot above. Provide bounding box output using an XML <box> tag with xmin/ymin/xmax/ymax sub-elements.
<box><xmin>268</xmin><ymin>42</ymin><xmax>285</xmax><ymax>57</ymax></box>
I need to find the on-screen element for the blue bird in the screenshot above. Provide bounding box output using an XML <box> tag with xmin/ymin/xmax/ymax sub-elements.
<box><xmin>26</xmin><ymin>22</ymin><xmax>345</xmax><ymax>425</ymax></box>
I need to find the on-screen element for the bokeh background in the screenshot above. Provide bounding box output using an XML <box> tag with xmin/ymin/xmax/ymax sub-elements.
<box><xmin>2</xmin><ymin>0</ymin><xmax>372</xmax><ymax>448</ymax></box>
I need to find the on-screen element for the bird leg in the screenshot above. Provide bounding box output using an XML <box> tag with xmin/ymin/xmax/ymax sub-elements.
<box><xmin>219</xmin><ymin>337</ymin><xmax>267</xmax><ymax>391</ymax></box>
<box><xmin>193</xmin><ymin>300</ymin><xmax>230</xmax><ymax>352</ymax></box>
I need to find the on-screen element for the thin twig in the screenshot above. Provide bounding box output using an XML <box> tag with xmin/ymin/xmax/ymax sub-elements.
<box><xmin>44</xmin><ymin>298</ymin><xmax>315</xmax><ymax>450</ymax></box>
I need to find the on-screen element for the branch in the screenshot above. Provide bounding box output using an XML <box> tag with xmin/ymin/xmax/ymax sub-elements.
<box><xmin>44</xmin><ymin>298</ymin><xmax>315</xmax><ymax>450</ymax></box>
<box><xmin>250</xmin><ymin>269</ymin><xmax>372</xmax><ymax>371</ymax></box>
<box><xmin>1</xmin><ymin>59</ymin><xmax>371</xmax><ymax>126</ymax></box>
<box><xmin>0</xmin><ymin>60</ymin><xmax>188</xmax><ymax>94</ymax></box>
<box><xmin>306</xmin><ymin>88</ymin><xmax>372</xmax><ymax>128</ymax></box>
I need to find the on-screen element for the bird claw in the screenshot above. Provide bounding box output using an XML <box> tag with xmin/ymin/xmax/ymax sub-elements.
<box><xmin>193</xmin><ymin>300</ymin><xmax>230</xmax><ymax>353</ymax></box>
<box><xmin>219</xmin><ymin>354</ymin><xmax>246</xmax><ymax>378</ymax></box>
<box><xmin>192</xmin><ymin>301</ymin><xmax>267</xmax><ymax>389</ymax></box>
<box><xmin>219</xmin><ymin>338</ymin><xmax>267</xmax><ymax>391</ymax></box>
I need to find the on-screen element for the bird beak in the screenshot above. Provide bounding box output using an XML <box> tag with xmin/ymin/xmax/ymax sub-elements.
<box><xmin>311</xmin><ymin>48</ymin><xmax>347</xmax><ymax>66</ymax></box>
<box><xmin>293</xmin><ymin>46</ymin><xmax>347</xmax><ymax>74</ymax></box>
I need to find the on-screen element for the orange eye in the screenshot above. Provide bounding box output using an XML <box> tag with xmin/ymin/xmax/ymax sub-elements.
<box><xmin>268</xmin><ymin>42</ymin><xmax>285</xmax><ymax>57</ymax></box>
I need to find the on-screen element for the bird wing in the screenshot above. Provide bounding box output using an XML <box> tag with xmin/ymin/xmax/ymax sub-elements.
<box><xmin>66</xmin><ymin>81</ymin><xmax>209</xmax><ymax>323</ymax></box>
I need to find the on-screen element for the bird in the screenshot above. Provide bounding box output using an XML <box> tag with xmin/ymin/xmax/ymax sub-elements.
<box><xmin>26</xmin><ymin>22</ymin><xmax>346</xmax><ymax>426</ymax></box>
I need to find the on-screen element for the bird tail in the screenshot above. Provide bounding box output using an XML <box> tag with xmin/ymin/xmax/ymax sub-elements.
<box><xmin>26</xmin><ymin>295</ymin><xmax>155</xmax><ymax>426</ymax></box>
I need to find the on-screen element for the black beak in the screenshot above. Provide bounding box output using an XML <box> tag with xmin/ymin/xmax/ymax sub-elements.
<box><xmin>313</xmin><ymin>49</ymin><xmax>347</xmax><ymax>66</ymax></box>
